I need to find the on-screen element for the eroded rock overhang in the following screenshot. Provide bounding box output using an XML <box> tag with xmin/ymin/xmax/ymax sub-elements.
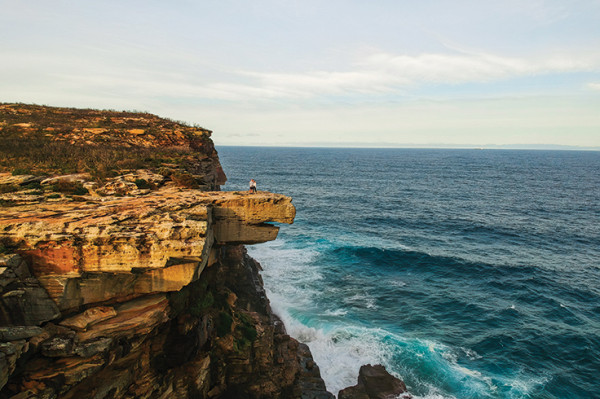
<box><xmin>0</xmin><ymin>188</ymin><xmax>295</xmax><ymax>312</ymax></box>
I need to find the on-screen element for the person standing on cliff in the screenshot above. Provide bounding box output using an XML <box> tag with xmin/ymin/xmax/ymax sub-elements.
<box><xmin>249</xmin><ymin>179</ymin><xmax>257</xmax><ymax>194</ymax></box>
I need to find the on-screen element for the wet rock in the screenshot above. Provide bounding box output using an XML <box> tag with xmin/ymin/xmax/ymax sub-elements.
<box><xmin>338</xmin><ymin>364</ymin><xmax>410</xmax><ymax>399</ymax></box>
<box><xmin>297</xmin><ymin>343</ymin><xmax>335</xmax><ymax>399</ymax></box>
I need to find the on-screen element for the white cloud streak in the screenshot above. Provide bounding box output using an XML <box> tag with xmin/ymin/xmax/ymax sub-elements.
<box><xmin>233</xmin><ymin>51</ymin><xmax>598</xmax><ymax>100</ymax></box>
<box><xmin>2</xmin><ymin>46</ymin><xmax>598</xmax><ymax>105</ymax></box>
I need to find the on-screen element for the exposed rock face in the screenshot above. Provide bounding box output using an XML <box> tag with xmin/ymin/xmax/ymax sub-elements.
<box><xmin>0</xmin><ymin>103</ymin><xmax>331</xmax><ymax>398</ymax></box>
<box><xmin>0</xmin><ymin>254</ymin><xmax>60</xmax><ymax>326</ymax></box>
<box><xmin>0</xmin><ymin>246</ymin><xmax>333</xmax><ymax>399</ymax></box>
<box><xmin>204</xmin><ymin>246</ymin><xmax>335</xmax><ymax>399</ymax></box>
<box><xmin>338</xmin><ymin>364</ymin><xmax>410</xmax><ymax>399</ymax></box>
<box><xmin>0</xmin><ymin>188</ymin><xmax>295</xmax><ymax>312</ymax></box>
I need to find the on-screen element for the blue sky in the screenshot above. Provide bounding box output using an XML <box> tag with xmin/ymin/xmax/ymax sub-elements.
<box><xmin>1</xmin><ymin>0</ymin><xmax>599</xmax><ymax>148</ymax></box>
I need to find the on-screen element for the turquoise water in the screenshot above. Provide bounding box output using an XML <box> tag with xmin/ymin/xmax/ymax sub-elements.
<box><xmin>217</xmin><ymin>147</ymin><xmax>600</xmax><ymax>399</ymax></box>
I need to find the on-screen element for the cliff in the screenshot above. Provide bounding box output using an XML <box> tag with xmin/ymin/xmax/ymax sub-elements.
<box><xmin>0</xmin><ymin>104</ymin><xmax>333</xmax><ymax>399</ymax></box>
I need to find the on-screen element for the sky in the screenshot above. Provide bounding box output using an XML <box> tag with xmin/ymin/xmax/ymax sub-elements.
<box><xmin>1</xmin><ymin>0</ymin><xmax>600</xmax><ymax>148</ymax></box>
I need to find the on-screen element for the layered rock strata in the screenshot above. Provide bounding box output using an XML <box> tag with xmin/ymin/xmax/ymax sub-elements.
<box><xmin>0</xmin><ymin>104</ymin><xmax>332</xmax><ymax>398</ymax></box>
<box><xmin>0</xmin><ymin>188</ymin><xmax>294</xmax><ymax>313</ymax></box>
<box><xmin>0</xmin><ymin>188</ymin><xmax>331</xmax><ymax>398</ymax></box>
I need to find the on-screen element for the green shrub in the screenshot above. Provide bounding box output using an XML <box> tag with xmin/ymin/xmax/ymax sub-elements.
<box><xmin>236</xmin><ymin>312</ymin><xmax>258</xmax><ymax>342</ymax></box>
<box><xmin>0</xmin><ymin>184</ymin><xmax>20</xmax><ymax>194</ymax></box>
<box><xmin>169</xmin><ymin>289</ymin><xmax>190</xmax><ymax>316</ymax></box>
<box><xmin>134</xmin><ymin>178</ymin><xmax>151</xmax><ymax>189</ymax></box>
<box><xmin>190</xmin><ymin>291</ymin><xmax>214</xmax><ymax>316</ymax></box>
<box><xmin>0</xmin><ymin>199</ymin><xmax>16</xmax><ymax>207</ymax></box>
<box><xmin>47</xmin><ymin>193</ymin><xmax>61</xmax><ymax>199</ymax></box>
<box><xmin>238</xmin><ymin>323</ymin><xmax>257</xmax><ymax>342</ymax></box>
<box><xmin>50</xmin><ymin>181</ymin><xmax>88</xmax><ymax>195</ymax></box>
<box><xmin>25</xmin><ymin>182</ymin><xmax>42</xmax><ymax>190</ymax></box>
<box><xmin>216</xmin><ymin>311</ymin><xmax>233</xmax><ymax>337</ymax></box>
<box><xmin>11</xmin><ymin>168</ymin><xmax>31</xmax><ymax>176</ymax></box>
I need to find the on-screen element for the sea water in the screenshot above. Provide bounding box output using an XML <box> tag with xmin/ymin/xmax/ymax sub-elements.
<box><xmin>217</xmin><ymin>147</ymin><xmax>600</xmax><ymax>399</ymax></box>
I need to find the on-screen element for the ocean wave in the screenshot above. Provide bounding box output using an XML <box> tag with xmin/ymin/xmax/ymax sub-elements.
<box><xmin>220</xmin><ymin>146</ymin><xmax>600</xmax><ymax>398</ymax></box>
<box><xmin>251</xmin><ymin>239</ymin><xmax>564</xmax><ymax>398</ymax></box>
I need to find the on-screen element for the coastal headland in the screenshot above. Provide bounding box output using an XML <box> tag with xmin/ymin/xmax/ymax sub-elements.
<box><xmin>0</xmin><ymin>103</ymin><xmax>334</xmax><ymax>398</ymax></box>
<box><xmin>0</xmin><ymin>103</ymin><xmax>409</xmax><ymax>399</ymax></box>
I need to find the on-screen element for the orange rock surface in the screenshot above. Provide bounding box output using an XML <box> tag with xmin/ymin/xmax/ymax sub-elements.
<box><xmin>0</xmin><ymin>188</ymin><xmax>295</xmax><ymax>311</ymax></box>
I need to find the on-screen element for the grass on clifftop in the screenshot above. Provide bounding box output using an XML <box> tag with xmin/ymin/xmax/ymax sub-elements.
<box><xmin>0</xmin><ymin>103</ymin><xmax>214</xmax><ymax>183</ymax></box>
<box><xmin>0</xmin><ymin>131</ymin><xmax>192</xmax><ymax>179</ymax></box>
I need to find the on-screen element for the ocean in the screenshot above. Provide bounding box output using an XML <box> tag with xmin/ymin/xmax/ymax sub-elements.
<box><xmin>217</xmin><ymin>147</ymin><xmax>600</xmax><ymax>399</ymax></box>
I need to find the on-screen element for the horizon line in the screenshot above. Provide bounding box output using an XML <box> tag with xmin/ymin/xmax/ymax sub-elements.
<box><xmin>215</xmin><ymin>144</ymin><xmax>600</xmax><ymax>151</ymax></box>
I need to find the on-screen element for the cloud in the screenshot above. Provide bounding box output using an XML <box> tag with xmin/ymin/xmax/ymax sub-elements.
<box><xmin>588</xmin><ymin>82</ymin><xmax>600</xmax><ymax>91</ymax></box>
<box><xmin>221</xmin><ymin>50</ymin><xmax>600</xmax><ymax>100</ymax></box>
<box><xmin>2</xmin><ymin>47</ymin><xmax>599</xmax><ymax>106</ymax></box>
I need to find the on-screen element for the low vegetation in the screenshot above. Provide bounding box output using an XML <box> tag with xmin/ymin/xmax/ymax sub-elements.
<box><xmin>1</xmin><ymin>130</ymin><xmax>195</xmax><ymax>180</ymax></box>
<box><xmin>0</xmin><ymin>103</ymin><xmax>215</xmax><ymax>184</ymax></box>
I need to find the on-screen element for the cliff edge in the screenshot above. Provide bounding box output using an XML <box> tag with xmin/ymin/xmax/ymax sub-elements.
<box><xmin>0</xmin><ymin>104</ymin><xmax>333</xmax><ymax>399</ymax></box>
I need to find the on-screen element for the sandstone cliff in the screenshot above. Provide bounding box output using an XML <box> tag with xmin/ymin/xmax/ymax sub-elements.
<box><xmin>0</xmin><ymin>104</ymin><xmax>333</xmax><ymax>399</ymax></box>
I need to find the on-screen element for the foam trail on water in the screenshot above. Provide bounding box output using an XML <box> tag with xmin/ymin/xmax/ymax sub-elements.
<box><xmin>248</xmin><ymin>242</ymin><xmax>458</xmax><ymax>396</ymax></box>
<box><xmin>248</xmin><ymin>241</ymin><xmax>542</xmax><ymax>398</ymax></box>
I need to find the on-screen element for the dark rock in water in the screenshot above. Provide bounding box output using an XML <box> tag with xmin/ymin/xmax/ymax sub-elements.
<box><xmin>296</xmin><ymin>343</ymin><xmax>335</xmax><ymax>399</ymax></box>
<box><xmin>338</xmin><ymin>364</ymin><xmax>411</xmax><ymax>399</ymax></box>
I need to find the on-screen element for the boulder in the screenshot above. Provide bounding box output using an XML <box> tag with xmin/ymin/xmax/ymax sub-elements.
<box><xmin>338</xmin><ymin>364</ymin><xmax>410</xmax><ymax>399</ymax></box>
<box><xmin>0</xmin><ymin>255</ymin><xmax>60</xmax><ymax>326</ymax></box>
<box><xmin>0</xmin><ymin>326</ymin><xmax>43</xmax><ymax>341</ymax></box>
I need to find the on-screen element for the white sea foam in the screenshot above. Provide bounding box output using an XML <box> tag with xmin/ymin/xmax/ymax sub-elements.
<box><xmin>502</xmin><ymin>372</ymin><xmax>549</xmax><ymax>398</ymax></box>
<box><xmin>408</xmin><ymin>395</ymin><xmax>456</xmax><ymax>399</ymax></box>
<box><xmin>323</xmin><ymin>309</ymin><xmax>348</xmax><ymax>316</ymax></box>
<box><xmin>461</xmin><ymin>347</ymin><xmax>482</xmax><ymax>360</ymax></box>
<box><xmin>248</xmin><ymin>239</ymin><xmax>524</xmax><ymax>399</ymax></box>
<box><xmin>344</xmin><ymin>292</ymin><xmax>378</xmax><ymax>310</ymax></box>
